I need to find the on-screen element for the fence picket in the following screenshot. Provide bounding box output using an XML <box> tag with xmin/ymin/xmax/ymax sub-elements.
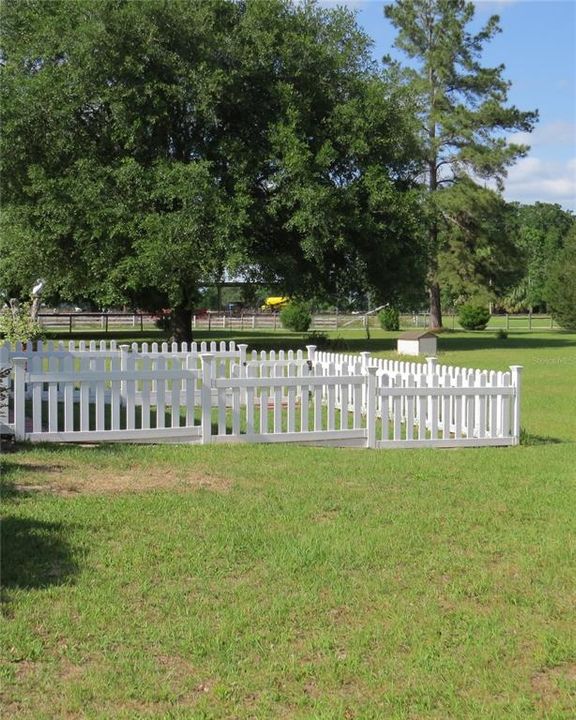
<box><xmin>232</xmin><ymin>364</ymin><xmax>241</xmax><ymax>436</ymax></box>
<box><xmin>260</xmin><ymin>363</ymin><xmax>268</xmax><ymax>434</ymax></box>
<box><xmin>156</xmin><ymin>357</ymin><xmax>166</xmax><ymax>429</ymax></box>
<box><xmin>48</xmin><ymin>355</ymin><xmax>58</xmax><ymax>432</ymax></box>
<box><xmin>273</xmin><ymin>363</ymin><xmax>282</xmax><ymax>434</ymax></box>
<box><xmin>405</xmin><ymin>374</ymin><xmax>415</xmax><ymax>440</ymax></box>
<box><xmin>32</xmin><ymin>354</ymin><xmax>42</xmax><ymax>433</ymax></box>
<box><xmin>80</xmin><ymin>356</ymin><xmax>90</xmax><ymax>432</ymax></box>
<box><xmin>465</xmin><ymin>374</ymin><xmax>475</xmax><ymax>438</ymax></box>
<box><xmin>95</xmin><ymin>357</ymin><xmax>105</xmax><ymax>431</ymax></box>
<box><xmin>287</xmin><ymin>362</ymin><xmax>296</xmax><ymax>433</ymax></box>
<box><xmin>441</xmin><ymin>373</ymin><xmax>451</xmax><ymax>439</ymax></box>
<box><xmin>418</xmin><ymin>375</ymin><xmax>427</xmax><ymax>440</ymax></box>
<box><xmin>246</xmin><ymin>363</ymin><xmax>256</xmax><ymax>435</ymax></box>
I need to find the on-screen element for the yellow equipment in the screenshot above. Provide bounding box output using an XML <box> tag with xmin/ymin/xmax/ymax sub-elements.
<box><xmin>261</xmin><ymin>296</ymin><xmax>289</xmax><ymax>312</ymax></box>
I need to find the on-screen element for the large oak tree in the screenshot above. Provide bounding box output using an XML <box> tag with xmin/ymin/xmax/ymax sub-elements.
<box><xmin>1</xmin><ymin>0</ymin><xmax>424</xmax><ymax>340</ymax></box>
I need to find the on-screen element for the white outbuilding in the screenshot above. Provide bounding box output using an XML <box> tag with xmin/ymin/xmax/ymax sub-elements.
<box><xmin>397</xmin><ymin>330</ymin><xmax>438</xmax><ymax>357</ymax></box>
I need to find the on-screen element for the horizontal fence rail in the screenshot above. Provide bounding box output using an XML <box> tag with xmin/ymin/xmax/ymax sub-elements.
<box><xmin>0</xmin><ymin>341</ymin><xmax>522</xmax><ymax>449</ymax></box>
<box><xmin>36</xmin><ymin>310</ymin><xmax>559</xmax><ymax>333</ymax></box>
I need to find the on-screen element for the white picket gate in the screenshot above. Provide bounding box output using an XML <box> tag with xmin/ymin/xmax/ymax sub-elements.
<box><xmin>0</xmin><ymin>341</ymin><xmax>522</xmax><ymax>448</ymax></box>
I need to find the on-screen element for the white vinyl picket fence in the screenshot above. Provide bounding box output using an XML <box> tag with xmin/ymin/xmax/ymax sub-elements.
<box><xmin>0</xmin><ymin>341</ymin><xmax>522</xmax><ymax>448</ymax></box>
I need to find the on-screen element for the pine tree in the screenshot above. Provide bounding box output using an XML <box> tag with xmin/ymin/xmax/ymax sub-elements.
<box><xmin>384</xmin><ymin>0</ymin><xmax>537</xmax><ymax>327</ymax></box>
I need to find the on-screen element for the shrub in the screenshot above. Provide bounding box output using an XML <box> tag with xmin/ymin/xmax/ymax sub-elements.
<box><xmin>280</xmin><ymin>302</ymin><xmax>311</xmax><ymax>332</ymax></box>
<box><xmin>378</xmin><ymin>307</ymin><xmax>400</xmax><ymax>331</ymax></box>
<box><xmin>458</xmin><ymin>304</ymin><xmax>491</xmax><ymax>331</ymax></box>
<box><xmin>0</xmin><ymin>303</ymin><xmax>44</xmax><ymax>345</ymax></box>
<box><xmin>154</xmin><ymin>309</ymin><xmax>172</xmax><ymax>331</ymax></box>
<box><xmin>496</xmin><ymin>329</ymin><xmax>508</xmax><ymax>340</ymax></box>
<box><xmin>307</xmin><ymin>331</ymin><xmax>329</xmax><ymax>348</ymax></box>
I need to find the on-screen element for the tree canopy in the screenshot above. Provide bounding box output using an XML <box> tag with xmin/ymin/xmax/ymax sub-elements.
<box><xmin>502</xmin><ymin>202</ymin><xmax>575</xmax><ymax>311</ymax></box>
<box><xmin>384</xmin><ymin>0</ymin><xmax>537</xmax><ymax>326</ymax></box>
<box><xmin>1</xmin><ymin>0</ymin><xmax>425</xmax><ymax>339</ymax></box>
<box><xmin>545</xmin><ymin>223</ymin><xmax>576</xmax><ymax>330</ymax></box>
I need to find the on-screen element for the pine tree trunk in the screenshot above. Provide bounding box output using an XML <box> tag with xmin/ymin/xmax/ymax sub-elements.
<box><xmin>171</xmin><ymin>306</ymin><xmax>193</xmax><ymax>343</ymax></box>
<box><xmin>428</xmin><ymin>283</ymin><xmax>442</xmax><ymax>329</ymax></box>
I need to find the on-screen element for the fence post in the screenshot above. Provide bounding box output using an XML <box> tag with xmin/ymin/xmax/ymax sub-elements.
<box><xmin>13</xmin><ymin>357</ymin><xmax>27</xmax><ymax>441</ymax></box>
<box><xmin>200</xmin><ymin>353</ymin><xmax>215</xmax><ymax>444</ymax></box>
<box><xmin>510</xmin><ymin>365</ymin><xmax>523</xmax><ymax>445</ymax></box>
<box><xmin>366</xmin><ymin>366</ymin><xmax>377</xmax><ymax>449</ymax></box>
<box><xmin>120</xmin><ymin>344</ymin><xmax>130</xmax><ymax>404</ymax></box>
<box><xmin>506</xmin><ymin>314</ymin><xmax>510</xmax><ymax>331</ymax></box>
<box><xmin>360</xmin><ymin>351</ymin><xmax>371</xmax><ymax>368</ymax></box>
<box><xmin>426</xmin><ymin>356</ymin><xmax>438</xmax><ymax>374</ymax></box>
<box><xmin>238</xmin><ymin>343</ymin><xmax>248</xmax><ymax>368</ymax></box>
<box><xmin>306</xmin><ymin>345</ymin><xmax>317</xmax><ymax>364</ymax></box>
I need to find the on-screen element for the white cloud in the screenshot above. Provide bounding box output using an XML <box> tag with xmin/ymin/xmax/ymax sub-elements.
<box><xmin>503</xmin><ymin>155</ymin><xmax>576</xmax><ymax>210</ymax></box>
<box><xmin>508</xmin><ymin>122</ymin><xmax>576</xmax><ymax>149</ymax></box>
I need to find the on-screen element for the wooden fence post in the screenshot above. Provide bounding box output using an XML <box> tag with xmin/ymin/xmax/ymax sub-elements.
<box><xmin>510</xmin><ymin>365</ymin><xmax>523</xmax><ymax>445</ymax></box>
<box><xmin>13</xmin><ymin>357</ymin><xmax>27</xmax><ymax>441</ymax></box>
<box><xmin>366</xmin><ymin>366</ymin><xmax>377</xmax><ymax>449</ymax></box>
<box><xmin>200</xmin><ymin>353</ymin><xmax>215</xmax><ymax>444</ymax></box>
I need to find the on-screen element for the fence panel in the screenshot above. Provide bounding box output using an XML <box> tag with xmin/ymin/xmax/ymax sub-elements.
<box><xmin>1</xmin><ymin>341</ymin><xmax>521</xmax><ymax>449</ymax></box>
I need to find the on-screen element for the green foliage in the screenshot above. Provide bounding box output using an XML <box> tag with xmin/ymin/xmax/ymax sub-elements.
<box><xmin>306</xmin><ymin>331</ymin><xmax>330</xmax><ymax>349</ymax></box>
<box><xmin>280</xmin><ymin>302</ymin><xmax>312</xmax><ymax>333</ymax></box>
<box><xmin>502</xmin><ymin>202</ymin><xmax>575</xmax><ymax>311</ymax></box>
<box><xmin>0</xmin><ymin>303</ymin><xmax>44</xmax><ymax>344</ymax></box>
<box><xmin>0</xmin><ymin>367</ymin><xmax>9</xmax><ymax>417</ymax></box>
<box><xmin>0</xmin><ymin>0</ymin><xmax>426</xmax><ymax>338</ymax></box>
<box><xmin>457</xmin><ymin>304</ymin><xmax>491</xmax><ymax>331</ymax></box>
<box><xmin>378</xmin><ymin>306</ymin><xmax>400</xmax><ymax>331</ymax></box>
<box><xmin>384</xmin><ymin>0</ymin><xmax>537</xmax><ymax>326</ymax></box>
<box><xmin>545</xmin><ymin>226</ymin><xmax>576</xmax><ymax>330</ymax></box>
<box><xmin>496</xmin><ymin>329</ymin><xmax>508</xmax><ymax>340</ymax></box>
<box><xmin>436</xmin><ymin>182</ymin><xmax>522</xmax><ymax>303</ymax></box>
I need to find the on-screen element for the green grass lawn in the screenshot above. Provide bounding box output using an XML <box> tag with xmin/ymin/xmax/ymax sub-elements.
<box><xmin>2</xmin><ymin>331</ymin><xmax>575</xmax><ymax>719</ymax></box>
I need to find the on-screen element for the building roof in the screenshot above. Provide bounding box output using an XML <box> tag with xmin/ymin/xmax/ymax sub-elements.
<box><xmin>398</xmin><ymin>331</ymin><xmax>437</xmax><ymax>340</ymax></box>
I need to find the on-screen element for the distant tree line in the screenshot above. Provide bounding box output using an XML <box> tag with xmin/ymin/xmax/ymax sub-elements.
<box><xmin>1</xmin><ymin>0</ymin><xmax>574</xmax><ymax>338</ymax></box>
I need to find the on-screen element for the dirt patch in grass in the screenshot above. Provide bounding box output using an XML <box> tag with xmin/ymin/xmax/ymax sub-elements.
<box><xmin>531</xmin><ymin>661</ymin><xmax>576</xmax><ymax>713</ymax></box>
<box><xmin>11</xmin><ymin>461</ymin><xmax>231</xmax><ymax>496</ymax></box>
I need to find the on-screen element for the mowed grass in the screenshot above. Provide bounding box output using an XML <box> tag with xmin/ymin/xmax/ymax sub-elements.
<box><xmin>1</xmin><ymin>332</ymin><xmax>575</xmax><ymax>719</ymax></box>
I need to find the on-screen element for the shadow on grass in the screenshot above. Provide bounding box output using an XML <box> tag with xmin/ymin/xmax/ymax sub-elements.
<box><xmin>435</xmin><ymin>335</ymin><xmax>576</xmax><ymax>353</ymax></box>
<box><xmin>1</xmin><ymin>515</ymin><xmax>79</xmax><ymax>604</ymax></box>
<box><xmin>520</xmin><ymin>431</ymin><xmax>565</xmax><ymax>446</ymax></box>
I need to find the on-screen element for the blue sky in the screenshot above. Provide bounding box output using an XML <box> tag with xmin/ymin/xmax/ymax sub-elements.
<box><xmin>321</xmin><ymin>0</ymin><xmax>576</xmax><ymax>212</ymax></box>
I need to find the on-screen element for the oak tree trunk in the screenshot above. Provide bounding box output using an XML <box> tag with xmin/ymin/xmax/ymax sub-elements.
<box><xmin>428</xmin><ymin>282</ymin><xmax>442</xmax><ymax>329</ymax></box>
<box><xmin>171</xmin><ymin>306</ymin><xmax>193</xmax><ymax>344</ymax></box>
